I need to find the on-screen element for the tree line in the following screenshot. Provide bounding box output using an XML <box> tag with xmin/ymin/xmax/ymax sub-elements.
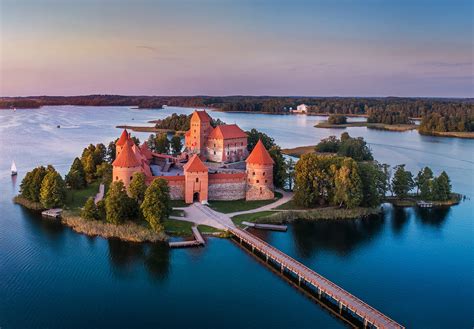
<box><xmin>293</xmin><ymin>133</ymin><xmax>453</xmax><ymax>209</ymax></box>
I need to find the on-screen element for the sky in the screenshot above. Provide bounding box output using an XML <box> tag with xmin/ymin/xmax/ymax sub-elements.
<box><xmin>0</xmin><ymin>0</ymin><xmax>472</xmax><ymax>97</ymax></box>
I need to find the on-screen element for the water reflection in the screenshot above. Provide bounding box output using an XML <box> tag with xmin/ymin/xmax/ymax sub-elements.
<box><xmin>107</xmin><ymin>239</ymin><xmax>170</xmax><ymax>281</ymax></box>
<box><xmin>291</xmin><ymin>214</ymin><xmax>385</xmax><ymax>259</ymax></box>
<box><xmin>414</xmin><ymin>207</ymin><xmax>451</xmax><ymax>228</ymax></box>
<box><xmin>20</xmin><ymin>207</ymin><xmax>66</xmax><ymax>244</ymax></box>
<box><xmin>391</xmin><ymin>206</ymin><xmax>410</xmax><ymax>235</ymax></box>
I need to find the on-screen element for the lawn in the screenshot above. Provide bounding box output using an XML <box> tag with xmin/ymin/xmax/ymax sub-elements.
<box><xmin>64</xmin><ymin>181</ymin><xmax>100</xmax><ymax>211</ymax></box>
<box><xmin>231</xmin><ymin>211</ymin><xmax>276</xmax><ymax>227</ymax></box>
<box><xmin>197</xmin><ymin>224</ymin><xmax>223</xmax><ymax>233</ymax></box>
<box><xmin>162</xmin><ymin>219</ymin><xmax>194</xmax><ymax>236</ymax></box>
<box><xmin>208</xmin><ymin>192</ymin><xmax>282</xmax><ymax>214</ymax></box>
<box><xmin>170</xmin><ymin>199</ymin><xmax>188</xmax><ymax>208</ymax></box>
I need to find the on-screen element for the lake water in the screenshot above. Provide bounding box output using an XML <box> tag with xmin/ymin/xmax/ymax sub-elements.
<box><xmin>0</xmin><ymin>106</ymin><xmax>473</xmax><ymax>328</ymax></box>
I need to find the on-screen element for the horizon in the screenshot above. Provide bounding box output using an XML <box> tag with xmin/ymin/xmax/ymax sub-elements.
<box><xmin>1</xmin><ymin>0</ymin><xmax>473</xmax><ymax>97</ymax></box>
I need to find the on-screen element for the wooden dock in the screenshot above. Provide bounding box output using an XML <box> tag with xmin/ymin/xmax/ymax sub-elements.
<box><xmin>169</xmin><ymin>226</ymin><xmax>206</xmax><ymax>248</ymax></box>
<box><xmin>229</xmin><ymin>226</ymin><xmax>404</xmax><ymax>329</ymax></box>
<box><xmin>41</xmin><ymin>208</ymin><xmax>62</xmax><ymax>218</ymax></box>
<box><xmin>242</xmin><ymin>221</ymin><xmax>288</xmax><ymax>231</ymax></box>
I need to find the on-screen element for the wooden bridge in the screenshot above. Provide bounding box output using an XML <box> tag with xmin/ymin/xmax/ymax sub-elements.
<box><xmin>193</xmin><ymin>203</ymin><xmax>404</xmax><ymax>328</ymax></box>
<box><xmin>230</xmin><ymin>226</ymin><xmax>404</xmax><ymax>329</ymax></box>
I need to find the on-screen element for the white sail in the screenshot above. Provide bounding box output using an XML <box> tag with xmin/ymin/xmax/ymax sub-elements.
<box><xmin>11</xmin><ymin>161</ymin><xmax>17</xmax><ymax>173</ymax></box>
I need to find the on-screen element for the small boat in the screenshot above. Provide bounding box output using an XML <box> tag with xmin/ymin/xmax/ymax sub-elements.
<box><xmin>11</xmin><ymin>161</ymin><xmax>17</xmax><ymax>176</ymax></box>
<box><xmin>13</xmin><ymin>107</ymin><xmax>17</xmax><ymax>112</ymax></box>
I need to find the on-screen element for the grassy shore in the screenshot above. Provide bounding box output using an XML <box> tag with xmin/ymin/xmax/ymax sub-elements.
<box><xmin>385</xmin><ymin>194</ymin><xmax>461</xmax><ymax>207</ymax></box>
<box><xmin>65</xmin><ymin>181</ymin><xmax>100</xmax><ymax>210</ymax></box>
<box><xmin>231</xmin><ymin>211</ymin><xmax>276</xmax><ymax>227</ymax></box>
<box><xmin>13</xmin><ymin>196</ymin><xmax>45</xmax><ymax>210</ymax></box>
<box><xmin>419</xmin><ymin>131</ymin><xmax>474</xmax><ymax>139</ymax></box>
<box><xmin>208</xmin><ymin>192</ymin><xmax>282</xmax><ymax>213</ymax></box>
<box><xmin>281</xmin><ymin>145</ymin><xmax>316</xmax><ymax>158</ymax></box>
<box><xmin>62</xmin><ymin>211</ymin><xmax>167</xmax><ymax>242</ymax></box>
<box><xmin>315</xmin><ymin>121</ymin><xmax>418</xmax><ymax>131</ymax></box>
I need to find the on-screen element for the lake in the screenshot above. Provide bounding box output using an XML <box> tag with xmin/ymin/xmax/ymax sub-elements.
<box><xmin>0</xmin><ymin>106</ymin><xmax>473</xmax><ymax>328</ymax></box>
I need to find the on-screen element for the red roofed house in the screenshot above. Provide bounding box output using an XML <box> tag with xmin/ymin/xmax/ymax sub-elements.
<box><xmin>113</xmin><ymin>110</ymin><xmax>274</xmax><ymax>203</ymax></box>
<box><xmin>184</xmin><ymin>110</ymin><xmax>248</xmax><ymax>163</ymax></box>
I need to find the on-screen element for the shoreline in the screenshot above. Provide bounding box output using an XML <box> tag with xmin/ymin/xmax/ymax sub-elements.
<box><xmin>314</xmin><ymin>121</ymin><xmax>418</xmax><ymax>131</ymax></box>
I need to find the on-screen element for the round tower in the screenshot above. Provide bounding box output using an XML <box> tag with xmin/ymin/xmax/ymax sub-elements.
<box><xmin>112</xmin><ymin>137</ymin><xmax>142</xmax><ymax>191</ymax></box>
<box><xmin>246</xmin><ymin>140</ymin><xmax>274</xmax><ymax>200</ymax></box>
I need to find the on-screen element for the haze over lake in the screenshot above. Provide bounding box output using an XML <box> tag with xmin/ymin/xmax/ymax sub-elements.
<box><xmin>1</xmin><ymin>106</ymin><xmax>473</xmax><ymax>328</ymax></box>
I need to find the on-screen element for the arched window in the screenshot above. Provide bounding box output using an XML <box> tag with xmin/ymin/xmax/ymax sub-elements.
<box><xmin>196</xmin><ymin>177</ymin><xmax>199</xmax><ymax>182</ymax></box>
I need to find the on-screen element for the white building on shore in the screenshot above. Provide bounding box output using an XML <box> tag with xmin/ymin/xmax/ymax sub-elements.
<box><xmin>293</xmin><ymin>104</ymin><xmax>307</xmax><ymax>114</ymax></box>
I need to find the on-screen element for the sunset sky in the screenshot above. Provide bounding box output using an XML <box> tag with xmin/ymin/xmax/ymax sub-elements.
<box><xmin>0</xmin><ymin>0</ymin><xmax>472</xmax><ymax>97</ymax></box>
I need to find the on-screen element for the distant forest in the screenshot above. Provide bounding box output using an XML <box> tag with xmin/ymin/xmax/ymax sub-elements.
<box><xmin>1</xmin><ymin>95</ymin><xmax>472</xmax><ymax>133</ymax></box>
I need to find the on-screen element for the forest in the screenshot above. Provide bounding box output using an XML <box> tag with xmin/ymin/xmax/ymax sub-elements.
<box><xmin>1</xmin><ymin>95</ymin><xmax>472</xmax><ymax>133</ymax></box>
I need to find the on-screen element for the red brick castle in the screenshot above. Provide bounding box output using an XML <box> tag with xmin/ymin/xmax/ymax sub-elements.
<box><xmin>112</xmin><ymin>110</ymin><xmax>274</xmax><ymax>203</ymax></box>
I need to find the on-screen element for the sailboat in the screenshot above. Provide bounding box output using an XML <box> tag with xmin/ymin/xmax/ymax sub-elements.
<box><xmin>11</xmin><ymin>161</ymin><xmax>17</xmax><ymax>176</ymax></box>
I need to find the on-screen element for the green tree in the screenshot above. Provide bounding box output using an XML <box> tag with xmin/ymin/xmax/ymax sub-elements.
<box><xmin>392</xmin><ymin>165</ymin><xmax>414</xmax><ymax>198</ymax></box>
<box><xmin>96</xmin><ymin>199</ymin><xmax>106</xmax><ymax>220</ymax></box>
<box><xmin>20</xmin><ymin>166</ymin><xmax>47</xmax><ymax>202</ymax></box>
<box><xmin>65</xmin><ymin>157</ymin><xmax>87</xmax><ymax>189</ymax></box>
<box><xmin>39</xmin><ymin>169</ymin><xmax>66</xmax><ymax>208</ymax></box>
<box><xmin>358</xmin><ymin>162</ymin><xmax>387</xmax><ymax>207</ymax></box>
<box><xmin>81</xmin><ymin>197</ymin><xmax>98</xmax><ymax>220</ymax></box>
<box><xmin>105</xmin><ymin>181</ymin><xmax>130</xmax><ymax>224</ymax></box>
<box><xmin>338</xmin><ymin>135</ymin><xmax>373</xmax><ymax>161</ymax></box>
<box><xmin>269</xmin><ymin>146</ymin><xmax>286</xmax><ymax>188</ymax></box>
<box><xmin>93</xmin><ymin>143</ymin><xmax>107</xmax><ymax>165</ymax></box>
<box><xmin>170</xmin><ymin>134</ymin><xmax>183</xmax><ymax>154</ymax></box>
<box><xmin>432</xmin><ymin>171</ymin><xmax>451</xmax><ymax>201</ymax></box>
<box><xmin>315</xmin><ymin>136</ymin><xmax>340</xmax><ymax>153</ymax></box>
<box><xmin>415</xmin><ymin>167</ymin><xmax>433</xmax><ymax>195</ymax></box>
<box><xmin>328</xmin><ymin>114</ymin><xmax>347</xmax><ymax>125</ymax></box>
<box><xmin>155</xmin><ymin>133</ymin><xmax>170</xmax><ymax>154</ymax></box>
<box><xmin>333</xmin><ymin>158</ymin><xmax>362</xmax><ymax>208</ymax></box>
<box><xmin>106</xmin><ymin>141</ymin><xmax>116</xmax><ymax>163</ymax></box>
<box><xmin>141</xmin><ymin>178</ymin><xmax>171</xmax><ymax>232</ymax></box>
<box><xmin>96</xmin><ymin>162</ymin><xmax>113</xmax><ymax>187</ymax></box>
<box><xmin>246</xmin><ymin>128</ymin><xmax>275</xmax><ymax>151</ymax></box>
<box><xmin>129</xmin><ymin>172</ymin><xmax>147</xmax><ymax>204</ymax></box>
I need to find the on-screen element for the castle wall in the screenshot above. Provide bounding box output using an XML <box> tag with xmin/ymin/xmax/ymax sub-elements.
<box><xmin>113</xmin><ymin>165</ymin><xmax>142</xmax><ymax>192</ymax></box>
<box><xmin>206</xmin><ymin>137</ymin><xmax>248</xmax><ymax>163</ymax></box>
<box><xmin>160</xmin><ymin>176</ymin><xmax>185</xmax><ymax>200</ymax></box>
<box><xmin>208</xmin><ymin>173</ymin><xmax>246</xmax><ymax>200</ymax></box>
<box><xmin>246</xmin><ymin>163</ymin><xmax>274</xmax><ymax>201</ymax></box>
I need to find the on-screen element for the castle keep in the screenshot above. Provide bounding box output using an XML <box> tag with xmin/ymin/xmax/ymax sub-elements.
<box><xmin>112</xmin><ymin>110</ymin><xmax>274</xmax><ymax>203</ymax></box>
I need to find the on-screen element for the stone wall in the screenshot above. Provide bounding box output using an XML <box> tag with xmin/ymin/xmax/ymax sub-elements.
<box><xmin>208</xmin><ymin>173</ymin><xmax>246</xmax><ymax>200</ymax></box>
<box><xmin>151</xmin><ymin>176</ymin><xmax>185</xmax><ymax>200</ymax></box>
<box><xmin>246</xmin><ymin>185</ymin><xmax>274</xmax><ymax>201</ymax></box>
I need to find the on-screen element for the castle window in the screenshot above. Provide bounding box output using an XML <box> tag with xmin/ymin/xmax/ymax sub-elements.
<box><xmin>214</xmin><ymin>143</ymin><xmax>216</xmax><ymax>147</ymax></box>
<box><xmin>252</xmin><ymin>172</ymin><xmax>255</xmax><ymax>176</ymax></box>
<box><xmin>265</xmin><ymin>180</ymin><xmax>267</xmax><ymax>183</ymax></box>
<box><xmin>214</xmin><ymin>151</ymin><xmax>216</xmax><ymax>155</ymax></box>
<box><xmin>256</xmin><ymin>180</ymin><xmax>259</xmax><ymax>183</ymax></box>
<box><xmin>263</xmin><ymin>172</ymin><xmax>265</xmax><ymax>176</ymax></box>
<box><xmin>115</xmin><ymin>176</ymin><xmax>118</xmax><ymax>180</ymax></box>
<box><xmin>130</xmin><ymin>176</ymin><xmax>133</xmax><ymax>181</ymax></box>
<box><xmin>196</xmin><ymin>178</ymin><xmax>199</xmax><ymax>182</ymax></box>
<box><xmin>260</xmin><ymin>187</ymin><xmax>263</xmax><ymax>194</ymax></box>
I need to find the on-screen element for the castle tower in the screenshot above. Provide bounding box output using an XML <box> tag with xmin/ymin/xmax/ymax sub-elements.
<box><xmin>185</xmin><ymin>110</ymin><xmax>212</xmax><ymax>159</ymax></box>
<box><xmin>246</xmin><ymin>140</ymin><xmax>274</xmax><ymax>200</ymax></box>
<box><xmin>116</xmin><ymin>129</ymin><xmax>130</xmax><ymax>157</ymax></box>
<box><xmin>183</xmin><ymin>154</ymin><xmax>208</xmax><ymax>203</ymax></box>
<box><xmin>112</xmin><ymin>138</ymin><xmax>142</xmax><ymax>191</ymax></box>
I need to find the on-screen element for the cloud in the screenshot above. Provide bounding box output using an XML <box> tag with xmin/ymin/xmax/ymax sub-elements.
<box><xmin>417</xmin><ymin>61</ymin><xmax>472</xmax><ymax>68</ymax></box>
<box><xmin>136</xmin><ymin>45</ymin><xmax>157</xmax><ymax>52</ymax></box>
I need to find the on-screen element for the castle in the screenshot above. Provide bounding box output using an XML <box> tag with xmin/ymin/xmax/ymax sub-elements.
<box><xmin>112</xmin><ymin>110</ymin><xmax>274</xmax><ymax>204</ymax></box>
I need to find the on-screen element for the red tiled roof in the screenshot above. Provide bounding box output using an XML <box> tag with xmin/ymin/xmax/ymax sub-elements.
<box><xmin>183</xmin><ymin>154</ymin><xmax>208</xmax><ymax>172</ymax></box>
<box><xmin>116</xmin><ymin>129</ymin><xmax>129</xmax><ymax>146</ymax></box>
<box><xmin>112</xmin><ymin>140</ymin><xmax>141</xmax><ymax>167</ymax></box>
<box><xmin>246</xmin><ymin>140</ymin><xmax>274</xmax><ymax>165</ymax></box>
<box><xmin>208</xmin><ymin>124</ymin><xmax>247</xmax><ymax>140</ymax></box>
<box><xmin>140</xmin><ymin>142</ymin><xmax>153</xmax><ymax>159</ymax></box>
<box><xmin>191</xmin><ymin>110</ymin><xmax>211</xmax><ymax>122</ymax></box>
